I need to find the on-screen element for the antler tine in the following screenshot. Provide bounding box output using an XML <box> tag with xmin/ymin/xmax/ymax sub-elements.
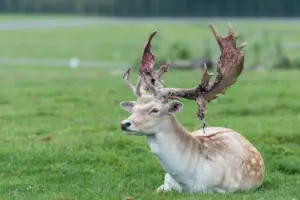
<box><xmin>209</xmin><ymin>22</ymin><xmax>222</xmax><ymax>49</ymax></box>
<box><xmin>228</xmin><ymin>22</ymin><xmax>233</xmax><ymax>35</ymax></box>
<box><xmin>209</xmin><ymin>22</ymin><xmax>221</xmax><ymax>39</ymax></box>
<box><xmin>157</xmin><ymin>61</ymin><xmax>171</xmax><ymax>79</ymax></box>
<box><xmin>238</xmin><ymin>42</ymin><xmax>247</xmax><ymax>50</ymax></box>
<box><xmin>135</xmin><ymin>75</ymin><xmax>142</xmax><ymax>97</ymax></box>
<box><xmin>123</xmin><ymin>68</ymin><xmax>138</xmax><ymax>97</ymax></box>
<box><xmin>200</xmin><ymin>63</ymin><xmax>213</xmax><ymax>89</ymax></box>
<box><xmin>140</xmin><ymin>31</ymin><xmax>157</xmax><ymax>73</ymax></box>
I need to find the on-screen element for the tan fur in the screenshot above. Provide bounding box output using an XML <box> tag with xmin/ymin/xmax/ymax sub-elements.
<box><xmin>193</xmin><ymin>128</ymin><xmax>264</xmax><ymax>190</ymax></box>
<box><xmin>120</xmin><ymin>96</ymin><xmax>264</xmax><ymax>193</ymax></box>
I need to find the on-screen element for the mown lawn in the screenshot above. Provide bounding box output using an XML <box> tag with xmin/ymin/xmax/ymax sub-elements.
<box><xmin>0</xmin><ymin>66</ymin><xmax>299</xmax><ymax>200</ymax></box>
<box><xmin>0</xmin><ymin>15</ymin><xmax>300</xmax><ymax>200</ymax></box>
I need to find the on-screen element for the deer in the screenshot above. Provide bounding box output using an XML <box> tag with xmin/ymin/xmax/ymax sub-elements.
<box><xmin>119</xmin><ymin>22</ymin><xmax>264</xmax><ymax>194</ymax></box>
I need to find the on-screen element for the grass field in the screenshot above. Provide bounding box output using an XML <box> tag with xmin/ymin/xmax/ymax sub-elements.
<box><xmin>0</xmin><ymin>15</ymin><xmax>300</xmax><ymax>200</ymax></box>
<box><xmin>0</xmin><ymin>15</ymin><xmax>300</xmax><ymax>66</ymax></box>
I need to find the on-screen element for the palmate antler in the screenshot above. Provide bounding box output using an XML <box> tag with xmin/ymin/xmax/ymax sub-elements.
<box><xmin>123</xmin><ymin>31</ymin><xmax>174</xmax><ymax>98</ymax></box>
<box><xmin>123</xmin><ymin>22</ymin><xmax>246</xmax><ymax>130</ymax></box>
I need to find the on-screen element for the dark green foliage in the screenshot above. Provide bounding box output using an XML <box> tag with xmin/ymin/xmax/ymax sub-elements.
<box><xmin>168</xmin><ymin>41</ymin><xmax>192</xmax><ymax>60</ymax></box>
<box><xmin>0</xmin><ymin>0</ymin><xmax>299</xmax><ymax>17</ymax></box>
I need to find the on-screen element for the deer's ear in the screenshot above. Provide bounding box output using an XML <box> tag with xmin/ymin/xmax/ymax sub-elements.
<box><xmin>168</xmin><ymin>101</ymin><xmax>184</xmax><ymax>114</ymax></box>
<box><xmin>120</xmin><ymin>101</ymin><xmax>136</xmax><ymax>113</ymax></box>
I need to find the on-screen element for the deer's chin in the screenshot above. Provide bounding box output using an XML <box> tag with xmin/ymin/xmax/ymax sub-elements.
<box><xmin>122</xmin><ymin>130</ymin><xmax>142</xmax><ymax>136</ymax></box>
<box><xmin>123</xmin><ymin>129</ymin><xmax>155</xmax><ymax>136</ymax></box>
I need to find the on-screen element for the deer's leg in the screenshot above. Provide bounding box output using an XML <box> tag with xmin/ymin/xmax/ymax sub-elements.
<box><xmin>156</xmin><ymin>173</ymin><xmax>182</xmax><ymax>193</ymax></box>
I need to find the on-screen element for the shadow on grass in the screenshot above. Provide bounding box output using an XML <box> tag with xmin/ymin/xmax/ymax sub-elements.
<box><xmin>276</xmin><ymin>162</ymin><xmax>300</xmax><ymax>175</ymax></box>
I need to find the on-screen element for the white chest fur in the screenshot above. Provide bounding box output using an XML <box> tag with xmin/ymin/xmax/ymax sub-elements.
<box><xmin>146</xmin><ymin>133</ymin><xmax>211</xmax><ymax>192</ymax></box>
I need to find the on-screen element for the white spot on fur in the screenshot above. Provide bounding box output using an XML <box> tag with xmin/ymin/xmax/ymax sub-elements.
<box><xmin>251</xmin><ymin>158</ymin><xmax>256</xmax><ymax>164</ymax></box>
<box><xmin>247</xmin><ymin>165</ymin><xmax>251</xmax><ymax>170</ymax></box>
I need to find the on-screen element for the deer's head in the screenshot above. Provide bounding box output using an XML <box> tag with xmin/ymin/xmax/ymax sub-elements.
<box><xmin>120</xmin><ymin>95</ymin><xmax>184</xmax><ymax>136</ymax></box>
<box><xmin>119</xmin><ymin>23</ymin><xmax>246</xmax><ymax>134</ymax></box>
<box><xmin>120</xmin><ymin>68</ymin><xmax>184</xmax><ymax>135</ymax></box>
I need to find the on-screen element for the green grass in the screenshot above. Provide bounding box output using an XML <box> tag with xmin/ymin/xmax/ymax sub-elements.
<box><xmin>0</xmin><ymin>67</ymin><xmax>300</xmax><ymax>200</ymax></box>
<box><xmin>0</xmin><ymin>15</ymin><xmax>300</xmax><ymax>199</ymax></box>
<box><xmin>0</xmin><ymin>15</ymin><xmax>300</xmax><ymax>67</ymax></box>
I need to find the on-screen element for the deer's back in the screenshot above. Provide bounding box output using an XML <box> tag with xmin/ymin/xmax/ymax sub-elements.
<box><xmin>191</xmin><ymin>127</ymin><xmax>264</xmax><ymax>191</ymax></box>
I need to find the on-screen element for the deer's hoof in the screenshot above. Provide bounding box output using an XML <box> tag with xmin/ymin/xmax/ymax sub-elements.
<box><xmin>156</xmin><ymin>184</ymin><xmax>172</xmax><ymax>193</ymax></box>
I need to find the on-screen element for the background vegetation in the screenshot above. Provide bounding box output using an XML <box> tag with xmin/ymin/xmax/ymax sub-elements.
<box><xmin>0</xmin><ymin>14</ymin><xmax>299</xmax><ymax>199</ymax></box>
<box><xmin>0</xmin><ymin>0</ymin><xmax>299</xmax><ymax>17</ymax></box>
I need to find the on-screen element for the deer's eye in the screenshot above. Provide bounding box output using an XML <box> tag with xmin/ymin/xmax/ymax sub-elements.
<box><xmin>149</xmin><ymin>108</ymin><xmax>159</xmax><ymax>114</ymax></box>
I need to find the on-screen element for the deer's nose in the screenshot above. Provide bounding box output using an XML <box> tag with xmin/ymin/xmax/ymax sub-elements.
<box><xmin>121</xmin><ymin>120</ymin><xmax>132</xmax><ymax>131</ymax></box>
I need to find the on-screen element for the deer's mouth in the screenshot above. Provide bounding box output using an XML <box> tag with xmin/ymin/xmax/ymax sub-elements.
<box><xmin>122</xmin><ymin>130</ymin><xmax>138</xmax><ymax>135</ymax></box>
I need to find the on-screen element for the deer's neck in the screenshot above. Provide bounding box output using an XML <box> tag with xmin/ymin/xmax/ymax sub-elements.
<box><xmin>145</xmin><ymin>115</ymin><xmax>204</xmax><ymax>183</ymax></box>
<box><xmin>145</xmin><ymin>115</ymin><xmax>190</xmax><ymax>150</ymax></box>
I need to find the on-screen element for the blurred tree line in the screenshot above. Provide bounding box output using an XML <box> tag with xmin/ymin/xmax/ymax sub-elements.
<box><xmin>0</xmin><ymin>0</ymin><xmax>298</xmax><ymax>17</ymax></box>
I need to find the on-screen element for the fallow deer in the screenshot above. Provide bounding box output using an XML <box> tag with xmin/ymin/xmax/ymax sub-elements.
<box><xmin>119</xmin><ymin>23</ymin><xmax>264</xmax><ymax>193</ymax></box>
